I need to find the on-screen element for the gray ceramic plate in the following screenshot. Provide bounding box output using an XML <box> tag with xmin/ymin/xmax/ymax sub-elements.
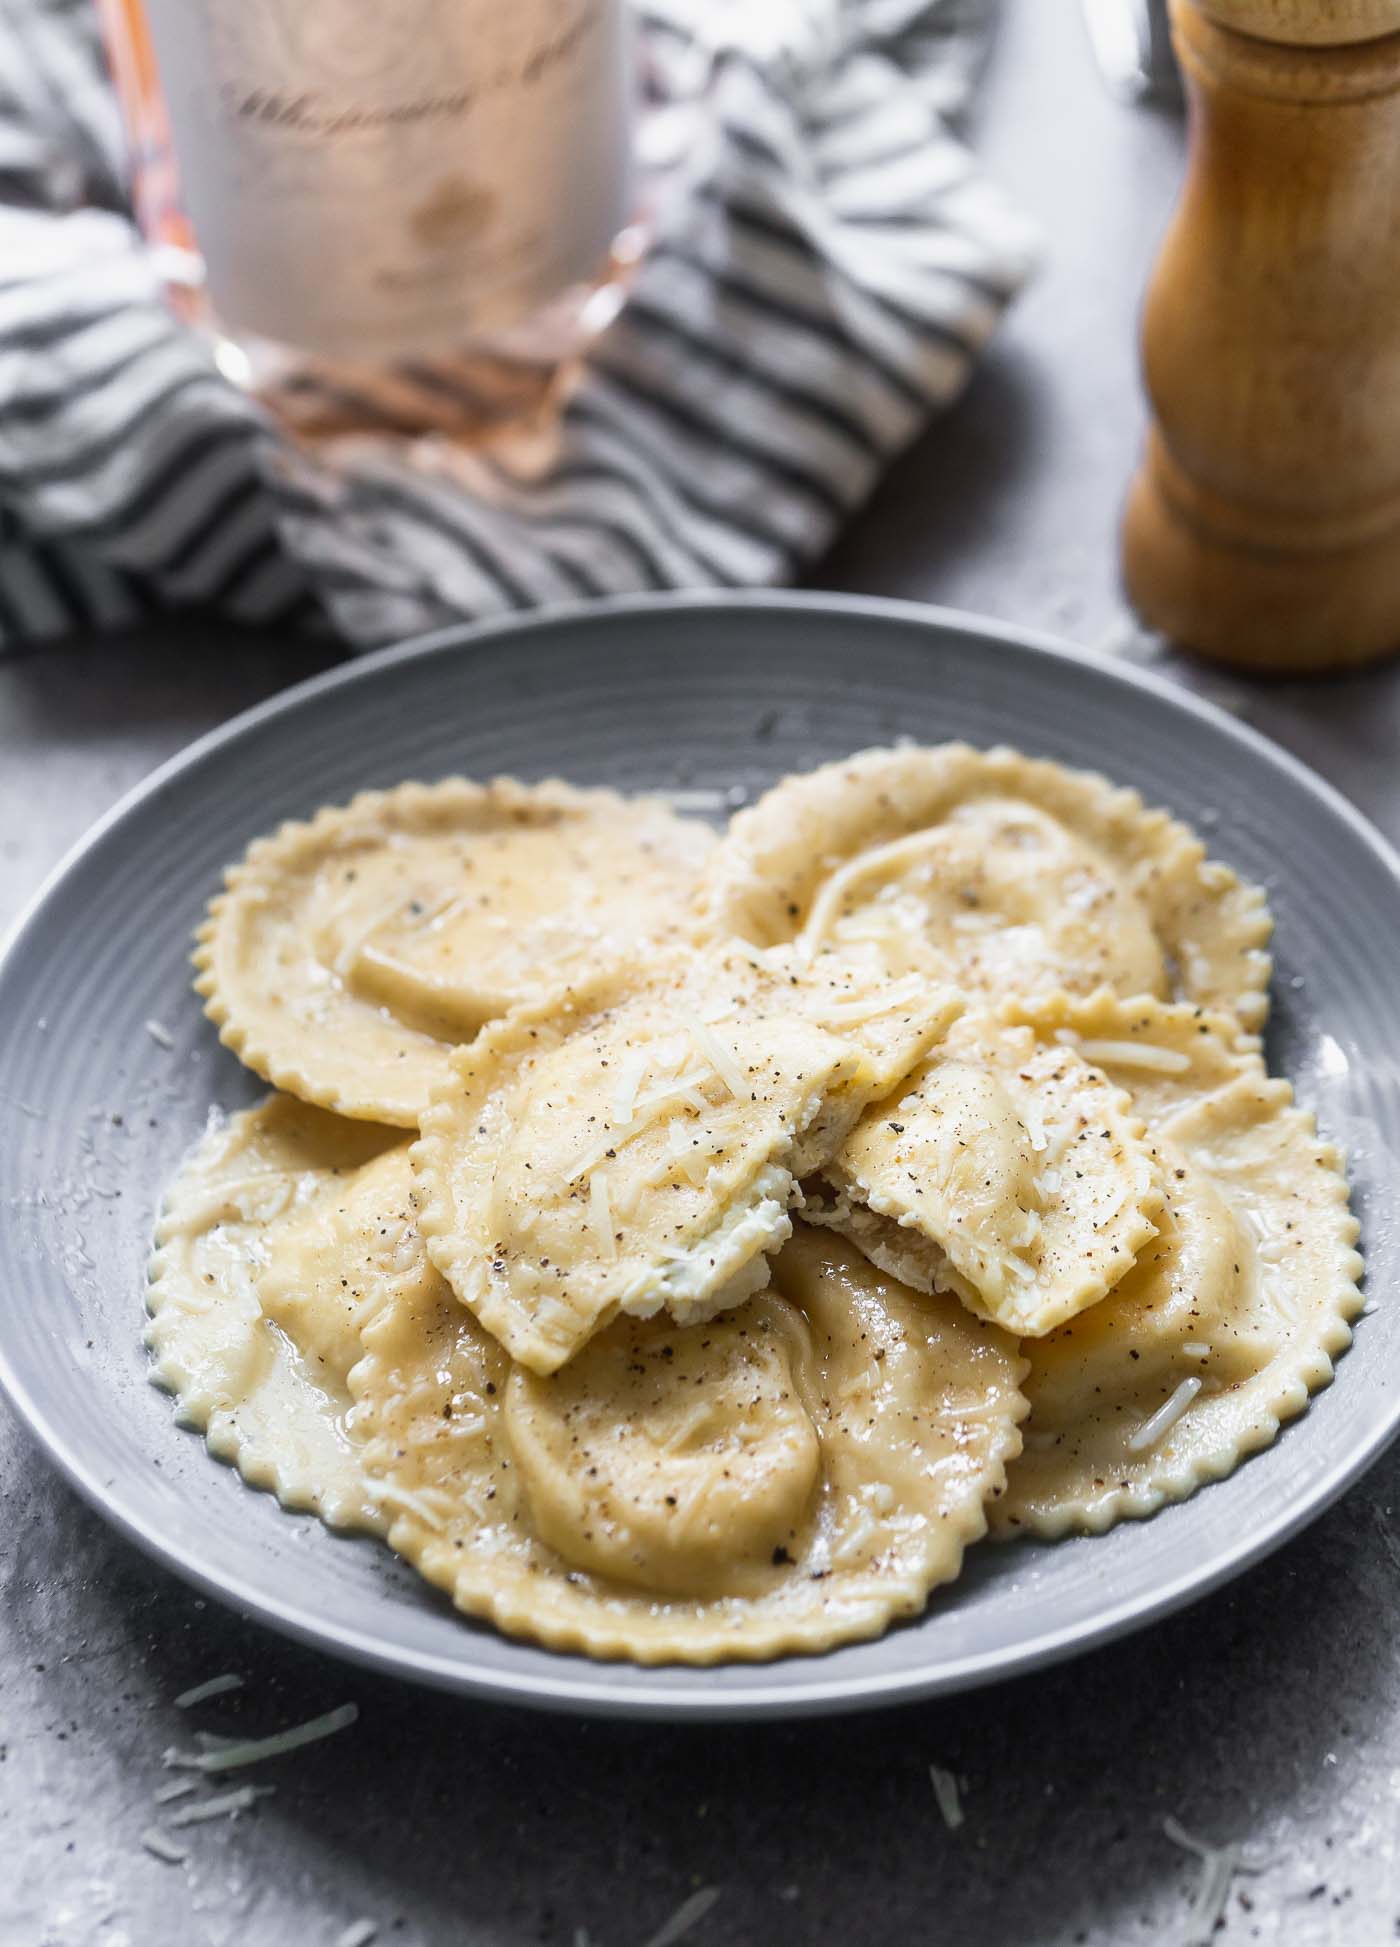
<box><xmin>1</xmin><ymin>593</ymin><xmax>1396</xmax><ymax>1720</ymax></box>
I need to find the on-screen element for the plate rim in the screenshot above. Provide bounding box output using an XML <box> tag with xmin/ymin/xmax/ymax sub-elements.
<box><xmin>2</xmin><ymin>588</ymin><xmax>1397</xmax><ymax>1721</ymax></box>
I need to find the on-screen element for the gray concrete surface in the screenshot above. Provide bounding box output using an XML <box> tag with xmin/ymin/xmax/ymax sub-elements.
<box><xmin>6</xmin><ymin>6</ymin><xmax>1400</xmax><ymax>1944</ymax></box>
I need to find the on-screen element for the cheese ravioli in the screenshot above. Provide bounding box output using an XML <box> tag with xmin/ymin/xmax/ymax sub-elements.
<box><xmin>701</xmin><ymin>744</ymin><xmax>1272</xmax><ymax>1029</ymax></box>
<box><xmin>350</xmin><ymin>1222</ymin><xmax>1027</xmax><ymax>1661</ymax></box>
<box><xmin>803</xmin><ymin>1015</ymin><xmax>1163</xmax><ymax>1336</ymax></box>
<box><xmin>992</xmin><ymin>998</ymin><xmax>1363</xmax><ymax>1536</ymax></box>
<box><xmin>412</xmin><ymin>942</ymin><xmax>962</xmax><ymax>1373</ymax></box>
<box><xmin>196</xmin><ymin>779</ymin><xmax>715</xmax><ymax>1127</ymax></box>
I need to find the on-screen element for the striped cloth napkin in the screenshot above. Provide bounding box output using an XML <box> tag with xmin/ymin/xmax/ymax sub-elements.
<box><xmin>0</xmin><ymin>0</ymin><xmax>1037</xmax><ymax>650</ymax></box>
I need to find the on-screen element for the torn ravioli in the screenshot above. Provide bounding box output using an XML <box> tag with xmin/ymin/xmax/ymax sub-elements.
<box><xmin>992</xmin><ymin>1007</ymin><xmax>1363</xmax><ymax>1537</ymax></box>
<box><xmin>146</xmin><ymin>1093</ymin><xmax>403</xmax><ymax>1531</ymax></box>
<box><xmin>411</xmin><ymin>943</ymin><xmax>962</xmax><ymax>1374</ymax></box>
<box><xmin>195</xmin><ymin>778</ymin><xmax>715</xmax><ymax>1127</ymax></box>
<box><xmin>804</xmin><ymin>1016</ymin><xmax>1163</xmax><ymax>1336</ymax></box>
<box><xmin>701</xmin><ymin>743</ymin><xmax>1272</xmax><ymax>1029</ymax></box>
<box><xmin>348</xmin><ymin>1222</ymin><xmax>1027</xmax><ymax>1662</ymax></box>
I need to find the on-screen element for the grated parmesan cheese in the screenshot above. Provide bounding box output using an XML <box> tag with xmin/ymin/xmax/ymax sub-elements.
<box><xmin>830</xmin><ymin>1506</ymin><xmax>880</xmax><ymax>1568</ymax></box>
<box><xmin>1164</xmin><ymin>1815</ymin><xmax>1270</xmax><ymax>1946</ymax></box>
<box><xmin>610</xmin><ymin>1048</ymin><xmax>650</xmax><ymax>1128</ymax></box>
<box><xmin>153</xmin><ymin>1778</ymin><xmax>198</xmax><ymax>1805</ymax></box>
<box><xmin>1075</xmin><ymin>1039</ymin><xmax>1191</xmax><ymax>1075</ymax></box>
<box><xmin>1013</xmin><ymin>1208</ymin><xmax>1043</xmax><ymax>1250</ymax></box>
<box><xmin>175</xmin><ymin>1672</ymin><xmax>243</xmax><ymax>1709</ymax></box>
<box><xmin>679</xmin><ymin>1008</ymin><xmax>746</xmax><ymax>1099</ymax></box>
<box><xmin>167</xmin><ymin>1784</ymin><xmax>273</xmax><ymax>1828</ymax></box>
<box><xmin>329</xmin><ymin>894</ymin><xmax>415</xmax><ymax>978</ymax></box>
<box><xmin>366</xmin><ymin>1481</ymin><xmax>449</xmax><ymax>1530</ymax></box>
<box><xmin>799</xmin><ymin>829</ymin><xmax>944</xmax><ymax>951</ymax></box>
<box><xmin>335</xmin><ymin>1925</ymin><xmax>379</xmax><ymax>1947</ymax></box>
<box><xmin>570</xmin><ymin>1076</ymin><xmax>710</xmax><ymax>1181</ymax></box>
<box><xmin>1127</xmin><ymin>1377</ymin><xmax>1203</xmax><ymax>1453</ymax></box>
<box><xmin>165</xmin><ymin>1702</ymin><xmax>359</xmax><ymax>1774</ymax></box>
<box><xmin>816</xmin><ymin>975</ymin><xmax>926</xmax><ymax>1025</ymax></box>
<box><xmin>140</xmin><ymin>1826</ymin><xmax>189</xmax><ymax>1864</ymax></box>
<box><xmin>144</xmin><ymin>1019</ymin><xmax>175</xmax><ymax>1049</ymax></box>
<box><xmin>643</xmin><ymin>1886</ymin><xmax>722</xmax><ymax>1947</ymax></box>
<box><xmin>632</xmin><ymin>1071</ymin><xmax>712</xmax><ymax>1116</ymax></box>
<box><xmin>172</xmin><ymin>1177</ymin><xmax>295</xmax><ymax>1235</ymax></box>
<box><xmin>929</xmin><ymin>1763</ymin><xmax>965</xmax><ymax>1831</ymax></box>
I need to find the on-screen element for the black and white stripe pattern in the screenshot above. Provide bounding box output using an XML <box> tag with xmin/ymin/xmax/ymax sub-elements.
<box><xmin>0</xmin><ymin>0</ymin><xmax>1036</xmax><ymax>651</ymax></box>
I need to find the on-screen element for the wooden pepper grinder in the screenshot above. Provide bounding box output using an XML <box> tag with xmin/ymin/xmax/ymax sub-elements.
<box><xmin>1121</xmin><ymin>0</ymin><xmax>1400</xmax><ymax>673</ymax></box>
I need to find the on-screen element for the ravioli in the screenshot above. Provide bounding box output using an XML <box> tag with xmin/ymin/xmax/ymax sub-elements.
<box><xmin>803</xmin><ymin>1016</ymin><xmax>1163</xmax><ymax>1336</ymax></box>
<box><xmin>412</xmin><ymin>942</ymin><xmax>962</xmax><ymax>1374</ymax></box>
<box><xmin>148</xmin><ymin>746</ymin><xmax>1364</xmax><ymax>1665</ymax></box>
<box><xmin>146</xmin><ymin>1093</ymin><xmax>402</xmax><ymax>1530</ymax></box>
<box><xmin>349</xmin><ymin>1222</ymin><xmax>1028</xmax><ymax>1662</ymax></box>
<box><xmin>195</xmin><ymin>779</ymin><xmax>715</xmax><ymax>1128</ymax></box>
<box><xmin>991</xmin><ymin>998</ymin><xmax>1363</xmax><ymax>1537</ymax></box>
<box><xmin>701</xmin><ymin>744</ymin><xmax>1272</xmax><ymax>1029</ymax></box>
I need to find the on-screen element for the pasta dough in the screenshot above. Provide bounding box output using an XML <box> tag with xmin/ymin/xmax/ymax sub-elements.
<box><xmin>349</xmin><ymin>1222</ymin><xmax>1028</xmax><ymax>1661</ymax></box>
<box><xmin>412</xmin><ymin>942</ymin><xmax>961</xmax><ymax>1374</ymax></box>
<box><xmin>701</xmin><ymin>744</ymin><xmax>1272</xmax><ymax>1029</ymax></box>
<box><xmin>146</xmin><ymin>1093</ymin><xmax>401</xmax><ymax>1531</ymax></box>
<box><xmin>802</xmin><ymin>1015</ymin><xmax>1164</xmax><ymax>1336</ymax></box>
<box><xmin>991</xmin><ymin>998</ymin><xmax>1363</xmax><ymax>1536</ymax></box>
<box><xmin>195</xmin><ymin>779</ymin><xmax>715</xmax><ymax>1128</ymax></box>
